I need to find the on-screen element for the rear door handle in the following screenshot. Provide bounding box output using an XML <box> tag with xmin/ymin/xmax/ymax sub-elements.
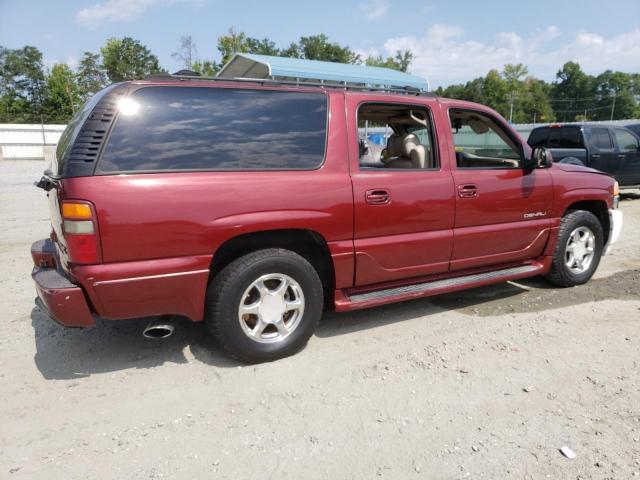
<box><xmin>457</xmin><ymin>184</ymin><xmax>478</xmax><ymax>198</ymax></box>
<box><xmin>591</xmin><ymin>154</ymin><xmax>601</xmax><ymax>158</ymax></box>
<box><xmin>617</xmin><ymin>154</ymin><xmax>626</xmax><ymax>158</ymax></box>
<box><xmin>365</xmin><ymin>189</ymin><xmax>391</xmax><ymax>205</ymax></box>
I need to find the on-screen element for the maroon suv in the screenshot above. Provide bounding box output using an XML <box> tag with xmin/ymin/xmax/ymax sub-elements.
<box><xmin>32</xmin><ymin>74</ymin><xmax>622</xmax><ymax>362</ymax></box>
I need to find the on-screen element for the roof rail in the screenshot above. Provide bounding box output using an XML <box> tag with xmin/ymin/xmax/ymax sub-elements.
<box><xmin>144</xmin><ymin>72</ymin><xmax>435</xmax><ymax>97</ymax></box>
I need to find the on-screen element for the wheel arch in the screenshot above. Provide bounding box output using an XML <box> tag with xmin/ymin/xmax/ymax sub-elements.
<box><xmin>564</xmin><ymin>200</ymin><xmax>610</xmax><ymax>245</ymax></box>
<box><xmin>210</xmin><ymin>229</ymin><xmax>336</xmax><ymax>308</ymax></box>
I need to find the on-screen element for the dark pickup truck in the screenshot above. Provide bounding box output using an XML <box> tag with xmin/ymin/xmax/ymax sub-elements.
<box><xmin>527</xmin><ymin>124</ymin><xmax>640</xmax><ymax>188</ymax></box>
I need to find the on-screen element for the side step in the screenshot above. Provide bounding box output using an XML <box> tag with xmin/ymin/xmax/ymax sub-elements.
<box><xmin>335</xmin><ymin>263</ymin><xmax>545</xmax><ymax>311</ymax></box>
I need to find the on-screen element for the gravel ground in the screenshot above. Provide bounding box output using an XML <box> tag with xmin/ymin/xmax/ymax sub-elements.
<box><xmin>1</xmin><ymin>160</ymin><xmax>639</xmax><ymax>480</ymax></box>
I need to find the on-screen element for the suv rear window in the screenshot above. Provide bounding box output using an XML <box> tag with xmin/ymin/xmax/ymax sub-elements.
<box><xmin>527</xmin><ymin>127</ymin><xmax>582</xmax><ymax>148</ymax></box>
<box><xmin>98</xmin><ymin>86</ymin><xmax>327</xmax><ymax>172</ymax></box>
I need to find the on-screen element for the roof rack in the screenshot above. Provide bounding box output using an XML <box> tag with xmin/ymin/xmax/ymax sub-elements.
<box><xmin>146</xmin><ymin>54</ymin><xmax>433</xmax><ymax>96</ymax></box>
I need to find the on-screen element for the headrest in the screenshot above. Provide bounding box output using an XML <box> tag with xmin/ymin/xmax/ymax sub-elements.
<box><xmin>383</xmin><ymin>134</ymin><xmax>404</xmax><ymax>161</ymax></box>
<box><xmin>402</xmin><ymin>133</ymin><xmax>421</xmax><ymax>156</ymax></box>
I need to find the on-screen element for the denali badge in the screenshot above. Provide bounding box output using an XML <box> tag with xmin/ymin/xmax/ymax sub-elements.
<box><xmin>524</xmin><ymin>211</ymin><xmax>547</xmax><ymax>219</ymax></box>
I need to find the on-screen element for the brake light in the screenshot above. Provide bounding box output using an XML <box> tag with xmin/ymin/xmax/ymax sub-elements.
<box><xmin>61</xmin><ymin>201</ymin><xmax>101</xmax><ymax>264</ymax></box>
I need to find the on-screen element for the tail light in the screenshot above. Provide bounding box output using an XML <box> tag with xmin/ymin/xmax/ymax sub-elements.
<box><xmin>61</xmin><ymin>201</ymin><xmax>101</xmax><ymax>264</ymax></box>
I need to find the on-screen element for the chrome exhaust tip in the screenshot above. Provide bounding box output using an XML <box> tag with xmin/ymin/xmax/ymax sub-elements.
<box><xmin>143</xmin><ymin>320</ymin><xmax>175</xmax><ymax>339</ymax></box>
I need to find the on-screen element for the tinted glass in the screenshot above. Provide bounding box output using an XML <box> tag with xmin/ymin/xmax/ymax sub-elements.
<box><xmin>614</xmin><ymin>129</ymin><xmax>639</xmax><ymax>152</ymax></box>
<box><xmin>589</xmin><ymin>128</ymin><xmax>613</xmax><ymax>150</ymax></box>
<box><xmin>99</xmin><ymin>87</ymin><xmax>327</xmax><ymax>172</ymax></box>
<box><xmin>561</xmin><ymin>127</ymin><xmax>583</xmax><ymax>148</ymax></box>
<box><xmin>53</xmin><ymin>84</ymin><xmax>119</xmax><ymax>176</ymax></box>
<box><xmin>527</xmin><ymin>129</ymin><xmax>547</xmax><ymax>147</ymax></box>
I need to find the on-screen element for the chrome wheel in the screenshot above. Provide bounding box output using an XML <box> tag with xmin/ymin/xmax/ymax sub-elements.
<box><xmin>238</xmin><ymin>273</ymin><xmax>305</xmax><ymax>344</ymax></box>
<box><xmin>565</xmin><ymin>226</ymin><xmax>596</xmax><ymax>274</ymax></box>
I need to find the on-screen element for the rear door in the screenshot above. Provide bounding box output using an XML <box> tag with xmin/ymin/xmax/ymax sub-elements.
<box><xmin>448</xmin><ymin>107</ymin><xmax>554</xmax><ymax>271</ymax></box>
<box><xmin>586</xmin><ymin>127</ymin><xmax>617</xmax><ymax>174</ymax></box>
<box><xmin>347</xmin><ymin>95</ymin><xmax>456</xmax><ymax>286</ymax></box>
<box><xmin>612</xmin><ymin>128</ymin><xmax>640</xmax><ymax>185</ymax></box>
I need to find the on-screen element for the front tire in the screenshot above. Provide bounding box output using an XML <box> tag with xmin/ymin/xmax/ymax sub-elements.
<box><xmin>205</xmin><ymin>249</ymin><xmax>323</xmax><ymax>363</ymax></box>
<box><xmin>546</xmin><ymin>210</ymin><xmax>603</xmax><ymax>287</ymax></box>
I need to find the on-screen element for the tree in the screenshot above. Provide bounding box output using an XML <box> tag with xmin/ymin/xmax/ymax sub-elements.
<box><xmin>551</xmin><ymin>62</ymin><xmax>594</xmax><ymax>122</ymax></box>
<box><xmin>502</xmin><ymin>63</ymin><xmax>528</xmax><ymax>90</ymax></box>
<box><xmin>519</xmin><ymin>77</ymin><xmax>555</xmax><ymax>123</ymax></box>
<box><xmin>172</xmin><ymin>35</ymin><xmax>197</xmax><ymax>70</ymax></box>
<box><xmin>245</xmin><ymin>37</ymin><xmax>280</xmax><ymax>56</ymax></box>
<box><xmin>297</xmin><ymin>34</ymin><xmax>360</xmax><ymax>63</ymax></box>
<box><xmin>217</xmin><ymin>27</ymin><xmax>249</xmax><ymax>65</ymax></box>
<box><xmin>365</xmin><ymin>50</ymin><xmax>414</xmax><ymax>72</ymax></box>
<box><xmin>591</xmin><ymin>70</ymin><xmax>637</xmax><ymax>120</ymax></box>
<box><xmin>76</xmin><ymin>52</ymin><xmax>107</xmax><ymax>101</ymax></box>
<box><xmin>0</xmin><ymin>45</ymin><xmax>46</xmax><ymax>122</ymax></box>
<box><xmin>192</xmin><ymin>60</ymin><xmax>218</xmax><ymax>76</ymax></box>
<box><xmin>44</xmin><ymin>63</ymin><xmax>80</xmax><ymax>123</ymax></box>
<box><xmin>101</xmin><ymin>37</ymin><xmax>163</xmax><ymax>82</ymax></box>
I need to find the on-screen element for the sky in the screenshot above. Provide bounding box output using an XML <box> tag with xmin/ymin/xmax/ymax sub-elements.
<box><xmin>1</xmin><ymin>0</ymin><xmax>639</xmax><ymax>88</ymax></box>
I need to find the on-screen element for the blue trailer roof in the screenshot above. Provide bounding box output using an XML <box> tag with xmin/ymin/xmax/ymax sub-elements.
<box><xmin>216</xmin><ymin>53</ymin><xmax>429</xmax><ymax>91</ymax></box>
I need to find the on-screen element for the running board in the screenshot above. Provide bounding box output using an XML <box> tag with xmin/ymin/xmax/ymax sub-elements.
<box><xmin>335</xmin><ymin>263</ymin><xmax>545</xmax><ymax>311</ymax></box>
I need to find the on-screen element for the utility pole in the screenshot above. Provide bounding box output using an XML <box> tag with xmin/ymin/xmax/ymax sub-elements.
<box><xmin>508</xmin><ymin>92</ymin><xmax>515</xmax><ymax>123</ymax></box>
<box><xmin>610</xmin><ymin>91</ymin><xmax>616</xmax><ymax>121</ymax></box>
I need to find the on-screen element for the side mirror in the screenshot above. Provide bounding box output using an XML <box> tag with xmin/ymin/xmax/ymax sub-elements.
<box><xmin>532</xmin><ymin>147</ymin><xmax>553</xmax><ymax>168</ymax></box>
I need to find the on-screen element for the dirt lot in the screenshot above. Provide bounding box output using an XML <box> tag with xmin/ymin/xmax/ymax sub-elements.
<box><xmin>1</xmin><ymin>160</ymin><xmax>639</xmax><ymax>479</ymax></box>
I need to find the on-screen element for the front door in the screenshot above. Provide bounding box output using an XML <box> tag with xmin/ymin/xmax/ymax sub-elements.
<box><xmin>448</xmin><ymin>108</ymin><xmax>554</xmax><ymax>271</ymax></box>
<box><xmin>347</xmin><ymin>97</ymin><xmax>456</xmax><ymax>286</ymax></box>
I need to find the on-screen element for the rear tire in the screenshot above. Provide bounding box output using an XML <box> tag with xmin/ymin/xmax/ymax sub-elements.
<box><xmin>546</xmin><ymin>210</ymin><xmax>603</xmax><ymax>287</ymax></box>
<box><xmin>205</xmin><ymin>248</ymin><xmax>323</xmax><ymax>363</ymax></box>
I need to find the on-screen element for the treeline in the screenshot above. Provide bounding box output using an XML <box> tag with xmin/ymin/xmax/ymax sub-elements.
<box><xmin>0</xmin><ymin>29</ymin><xmax>411</xmax><ymax>124</ymax></box>
<box><xmin>436</xmin><ymin>62</ymin><xmax>640</xmax><ymax>123</ymax></box>
<box><xmin>1</xmin><ymin>28</ymin><xmax>639</xmax><ymax>124</ymax></box>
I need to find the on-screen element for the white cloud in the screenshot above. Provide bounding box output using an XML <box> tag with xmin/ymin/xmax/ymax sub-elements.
<box><xmin>76</xmin><ymin>0</ymin><xmax>202</xmax><ymax>27</ymax></box>
<box><xmin>380</xmin><ymin>25</ymin><xmax>640</xmax><ymax>87</ymax></box>
<box><xmin>359</xmin><ymin>0</ymin><xmax>390</xmax><ymax>20</ymax></box>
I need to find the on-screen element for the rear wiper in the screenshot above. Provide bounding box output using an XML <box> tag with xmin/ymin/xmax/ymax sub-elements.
<box><xmin>35</xmin><ymin>171</ymin><xmax>58</xmax><ymax>191</ymax></box>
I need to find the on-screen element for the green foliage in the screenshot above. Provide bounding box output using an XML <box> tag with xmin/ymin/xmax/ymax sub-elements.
<box><xmin>439</xmin><ymin>61</ymin><xmax>639</xmax><ymax>123</ymax></box>
<box><xmin>44</xmin><ymin>64</ymin><xmax>80</xmax><ymax>123</ymax></box>
<box><xmin>192</xmin><ymin>60</ymin><xmax>218</xmax><ymax>76</ymax></box>
<box><xmin>76</xmin><ymin>52</ymin><xmax>107</xmax><ymax>102</ymax></box>
<box><xmin>101</xmin><ymin>37</ymin><xmax>163</xmax><ymax>82</ymax></box>
<box><xmin>365</xmin><ymin>50</ymin><xmax>414</xmax><ymax>72</ymax></box>
<box><xmin>297</xmin><ymin>34</ymin><xmax>360</xmax><ymax>63</ymax></box>
<box><xmin>2</xmin><ymin>35</ymin><xmax>639</xmax><ymax>125</ymax></box>
<box><xmin>0</xmin><ymin>45</ymin><xmax>47</xmax><ymax>122</ymax></box>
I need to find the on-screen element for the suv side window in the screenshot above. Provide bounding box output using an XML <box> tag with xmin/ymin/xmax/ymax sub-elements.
<box><xmin>614</xmin><ymin>129</ymin><xmax>639</xmax><ymax>152</ymax></box>
<box><xmin>450</xmin><ymin>109</ymin><xmax>521</xmax><ymax>169</ymax></box>
<box><xmin>357</xmin><ymin>103</ymin><xmax>438</xmax><ymax>170</ymax></box>
<box><xmin>98</xmin><ymin>86</ymin><xmax>327</xmax><ymax>172</ymax></box>
<box><xmin>589</xmin><ymin>128</ymin><xmax>613</xmax><ymax>150</ymax></box>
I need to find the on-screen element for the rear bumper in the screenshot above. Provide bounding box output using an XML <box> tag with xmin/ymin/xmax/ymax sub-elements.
<box><xmin>31</xmin><ymin>239</ymin><xmax>95</xmax><ymax>327</ymax></box>
<box><xmin>604</xmin><ymin>209</ymin><xmax>623</xmax><ymax>255</ymax></box>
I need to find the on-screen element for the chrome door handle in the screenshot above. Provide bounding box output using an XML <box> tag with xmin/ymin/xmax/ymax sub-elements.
<box><xmin>365</xmin><ymin>189</ymin><xmax>391</xmax><ymax>205</ymax></box>
<box><xmin>457</xmin><ymin>184</ymin><xmax>478</xmax><ymax>198</ymax></box>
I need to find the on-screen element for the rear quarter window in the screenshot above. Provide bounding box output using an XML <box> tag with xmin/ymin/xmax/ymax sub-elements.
<box><xmin>97</xmin><ymin>86</ymin><xmax>328</xmax><ymax>172</ymax></box>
